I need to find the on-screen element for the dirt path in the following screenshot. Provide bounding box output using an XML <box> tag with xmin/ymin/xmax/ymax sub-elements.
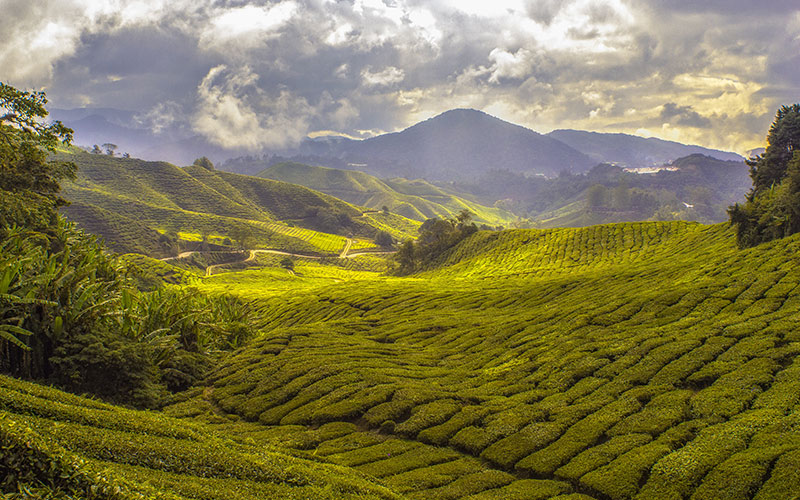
<box><xmin>159</xmin><ymin>251</ymin><xmax>197</xmax><ymax>261</ymax></box>
<box><xmin>205</xmin><ymin>249</ymin><xmax>326</xmax><ymax>276</ymax></box>
<box><xmin>163</xmin><ymin>244</ymin><xmax>394</xmax><ymax>276</ymax></box>
<box><xmin>344</xmin><ymin>250</ymin><xmax>396</xmax><ymax>258</ymax></box>
<box><xmin>339</xmin><ymin>238</ymin><xmax>353</xmax><ymax>258</ymax></box>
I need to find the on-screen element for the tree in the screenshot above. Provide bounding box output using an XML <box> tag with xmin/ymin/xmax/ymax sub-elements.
<box><xmin>586</xmin><ymin>184</ymin><xmax>607</xmax><ymax>210</ymax></box>
<box><xmin>91</xmin><ymin>144</ymin><xmax>102</xmax><ymax>154</ymax></box>
<box><xmin>392</xmin><ymin>211</ymin><xmax>477</xmax><ymax>275</ymax></box>
<box><xmin>381</xmin><ymin>205</ymin><xmax>390</xmax><ymax>214</ymax></box>
<box><xmin>193</xmin><ymin>157</ymin><xmax>214</xmax><ymax>170</ymax></box>
<box><xmin>229</xmin><ymin>225</ymin><xmax>255</xmax><ymax>250</ymax></box>
<box><xmin>729</xmin><ymin>104</ymin><xmax>800</xmax><ymax>246</ymax></box>
<box><xmin>102</xmin><ymin>143</ymin><xmax>117</xmax><ymax>156</ymax></box>
<box><xmin>280</xmin><ymin>257</ymin><xmax>295</xmax><ymax>271</ymax></box>
<box><xmin>375</xmin><ymin>230</ymin><xmax>394</xmax><ymax>248</ymax></box>
<box><xmin>746</xmin><ymin>104</ymin><xmax>800</xmax><ymax>197</ymax></box>
<box><xmin>0</xmin><ymin>83</ymin><xmax>75</xmax><ymax>234</ymax></box>
<box><xmin>0</xmin><ymin>83</ymin><xmax>75</xmax><ymax>200</ymax></box>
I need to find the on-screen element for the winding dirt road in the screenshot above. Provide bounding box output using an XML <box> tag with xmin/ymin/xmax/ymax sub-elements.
<box><xmin>161</xmin><ymin>241</ymin><xmax>395</xmax><ymax>277</ymax></box>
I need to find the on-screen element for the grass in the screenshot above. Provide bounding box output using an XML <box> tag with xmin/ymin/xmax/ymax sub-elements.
<box><xmin>259</xmin><ymin>162</ymin><xmax>515</xmax><ymax>225</ymax></box>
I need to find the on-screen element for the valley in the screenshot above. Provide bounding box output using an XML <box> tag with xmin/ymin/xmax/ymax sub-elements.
<box><xmin>2</xmin><ymin>82</ymin><xmax>800</xmax><ymax>500</ymax></box>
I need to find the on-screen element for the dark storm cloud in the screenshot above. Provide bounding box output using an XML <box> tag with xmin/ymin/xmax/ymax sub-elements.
<box><xmin>2</xmin><ymin>0</ymin><xmax>798</xmax><ymax>152</ymax></box>
<box><xmin>660</xmin><ymin>103</ymin><xmax>712</xmax><ymax>129</ymax></box>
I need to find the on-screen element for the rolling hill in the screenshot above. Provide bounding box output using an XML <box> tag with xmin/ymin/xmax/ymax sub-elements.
<box><xmin>169</xmin><ymin>220</ymin><xmax>800</xmax><ymax>499</ymax></box>
<box><xmin>547</xmin><ymin>129</ymin><xmax>743</xmax><ymax>167</ymax></box>
<box><xmin>257</xmin><ymin>162</ymin><xmax>515</xmax><ymax>225</ymax></box>
<box><xmin>0</xmin><ymin>374</ymin><xmax>400</xmax><ymax>500</ymax></box>
<box><xmin>58</xmin><ymin>152</ymin><xmax>419</xmax><ymax>258</ymax></box>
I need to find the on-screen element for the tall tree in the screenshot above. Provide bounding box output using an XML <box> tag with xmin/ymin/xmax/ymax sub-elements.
<box><xmin>729</xmin><ymin>104</ymin><xmax>800</xmax><ymax>246</ymax></box>
<box><xmin>0</xmin><ymin>83</ymin><xmax>75</xmax><ymax>232</ymax></box>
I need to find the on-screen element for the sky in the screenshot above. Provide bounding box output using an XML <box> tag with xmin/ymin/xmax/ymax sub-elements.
<box><xmin>2</xmin><ymin>0</ymin><xmax>799</xmax><ymax>154</ymax></box>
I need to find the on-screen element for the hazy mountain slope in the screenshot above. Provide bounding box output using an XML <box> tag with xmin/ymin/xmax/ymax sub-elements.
<box><xmin>335</xmin><ymin>109</ymin><xmax>595</xmax><ymax>180</ymax></box>
<box><xmin>258</xmin><ymin>162</ymin><xmax>515</xmax><ymax>224</ymax></box>
<box><xmin>548</xmin><ymin>129</ymin><xmax>743</xmax><ymax>166</ymax></box>
<box><xmin>181</xmin><ymin>221</ymin><xmax>800</xmax><ymax>499</ymax></box>
<box><xmin>532</xmin><ymin>154</ymin><xmax>750</xmax><ymax>228</ymax></box>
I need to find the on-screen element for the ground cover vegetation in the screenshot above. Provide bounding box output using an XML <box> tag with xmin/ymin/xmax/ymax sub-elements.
<box><xmin>0</xmin><ymin>84</ymin><xmax>263</xmax><ymax>411</ymax></box>
<box><xmin>175</xmin><ymin>220</ymin><xmax>800</xmax><ymax>499</ymax></box>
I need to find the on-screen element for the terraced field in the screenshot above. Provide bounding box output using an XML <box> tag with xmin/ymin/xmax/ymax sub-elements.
<box><xmin>174</xmin><ymin>221</ymin><xmax>800</xmax><ymax>499</ymax></box>
<box><xmin>57</xmin><ymin>152</ymin><xmax>418</xmax><ymax>257</ymax></box>
<box><xmin>0</xmin><ymin>375</ymin><xmax>399</xmax><ymax>499</ymax></box>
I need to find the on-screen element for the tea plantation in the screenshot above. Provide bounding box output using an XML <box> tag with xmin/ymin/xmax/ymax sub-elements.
<box><xmin>57</xmin><ymin>152</ymin><xmax>418</xmax><ymax>257</ymax></box>
<box><xmin>4</xmin><ymin>220</ymin><xmax>800</xmax><ymax>499</ymax></box>
<box><xmin>174</xmin><ymin>221</ymin><xmax>800</xmax><ymax>499</ymax></box>
<box><xmin>0</xmin><ymin>375</ymin><xmax>400</xmax><ymax>499</ymax></box>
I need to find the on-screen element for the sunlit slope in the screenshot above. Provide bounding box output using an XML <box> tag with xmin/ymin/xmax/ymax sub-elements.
<box><xmin>259</xmin><ymin>162</ymin><xmax>515</xmax><ymax>224</ymax></box>
<box><xmin>0</xmin><ymin>375</ymin><xmax>402</xmax><ymax>500</ymax></box>
<box><xmin>58</xmin><ymin>152</ymin><xmax>419</xmax><ymax>255</ymax></box>
<box><xmin>187</xmin><ymin>221</ymin><xmax>800</xmax><ymax>499</ymax></box>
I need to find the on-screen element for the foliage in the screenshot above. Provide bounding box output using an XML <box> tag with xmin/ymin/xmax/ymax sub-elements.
<box><xmin>729</xmin><ymin>104</ymin><xmax>800</xmax><ymax>246</ymax></box>
<box><xmin>392</xmin><ymin>210</ymin><xmax>477</xmax><ymax>274</ymax></box>
<box><xmin>57</xmin><ymin>151</ymin><xmax>415</xmax><ymax>256</ymax></box>
<box><xmin>375</xmin><ymin>230</ymin><xmax>394</xmax><ymax>248</ymax></box>
<box><xmin>0</xmin><ymin>83</ymin><xmax>75</xmax><ymax>199</ymax></box>
<box><xmin>0</xmin><ymin>219</ymin><xmax>260</xmax><ymax>407</ymax></box>
<box><xmin>0</xmin><ymin>375</ymin><xmax>402</xmax><ymax>500</ymax></box>
<box><xmin>256</xmin><ymin>161</ymin><xmax>516</xmax><ymax>225</ymax></box>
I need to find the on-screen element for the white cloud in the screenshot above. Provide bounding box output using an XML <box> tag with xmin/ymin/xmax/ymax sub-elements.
<box><xmin>193</xmin><ymin>65</ymin><xmax>269</xmax><ymax>150</ymax></box>
<box><xmin>199</xmin><ymin>2</ymin><xmax>298</xmax><ymax>51</ymax></box>
<box><xmin>488</xmin><ymin>48</ymin><xmax>536</xmax><ymax>83</ymax></box>
<box><xmin>192</xmin><ymin>64</ymin><xmax>356</xmax><ymax>150</ymax></box>
<box><xmin>134</xmin><ymin>101</ymin><xmax>185</xmax><ymax>134</ymax></box>
<box><xmin>361</xmin><ymin>66</ymin><xmax>406</xmax><ymax>88</ymax></box>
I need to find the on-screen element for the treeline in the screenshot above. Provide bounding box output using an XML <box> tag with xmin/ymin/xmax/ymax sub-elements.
<box><xmin>728</xmin><ymin>104</ymin><xmax>800</xmax><ymax>246</ymax></box>
<box><xmin>0</xmin><ymin>83</ymin><xmax>260</xmax><ymax>408</ymax></box>
<box><xmin>392</xmin><ymin>210</ymin><xmax>477</xmax><ymax>274</ymax></box>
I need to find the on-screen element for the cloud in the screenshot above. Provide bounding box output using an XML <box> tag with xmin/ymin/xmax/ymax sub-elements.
<box><xmin>134</xmin><ymin>101</ymin><xmax>185</xmax><ymax>134</ymax></box>
<box><xmin>198</xmin><ymin>2</ymin><xmax>298</xmax><ymax>52</ymax></box>
<box><xmin>361</xmin><ymin>66</ymin><xmax>406</xmax><ymax>88</ymax></box>
<box><xmin>3</xmin><ymin>0</ymin><xmax>798</xmax><ymax>155</ymax></box>
<box><xmin>660</xmin><ymin>102</ymin><xmax>712</xmax><ymax>128</ymax></box>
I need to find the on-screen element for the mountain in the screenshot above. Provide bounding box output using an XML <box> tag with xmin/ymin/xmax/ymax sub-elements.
<box><xmin>547</xmin><ymin>129</ymin><xmax>743</xmax><ymax>166</ymax></box>
<box><xmin>326</xmin><ymin>109</ymin><xmax>596</xmax><ymax>180</ymax></box>
<box><xmin>58</xmin><ymin>152</ymin><xmax>419</xmax><ymax>257</ymax></box>
<box><xmin>257</xmin><ymin>162</ymin><xmax>515</xmax><ymax>225</ymax></box>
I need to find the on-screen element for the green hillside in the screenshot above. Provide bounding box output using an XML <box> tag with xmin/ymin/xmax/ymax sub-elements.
<box><xmin>168</xmin><ymin>221</ymin><xmax>800</xmax><ymax>499</ymax></box>
<box><xmin>57</xmin><ymin>153</ymin><xmax>419</xmax><ymax>257</ymax></box>
<box><xmin>0</xmin><ymin>374</ymin><xmax>400</xmax><ymax>500</ymax></box>
<box><xmin>258</xmin><ymin>162</ymin><xmax>515</xmax><ymax>225</ymax></box>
